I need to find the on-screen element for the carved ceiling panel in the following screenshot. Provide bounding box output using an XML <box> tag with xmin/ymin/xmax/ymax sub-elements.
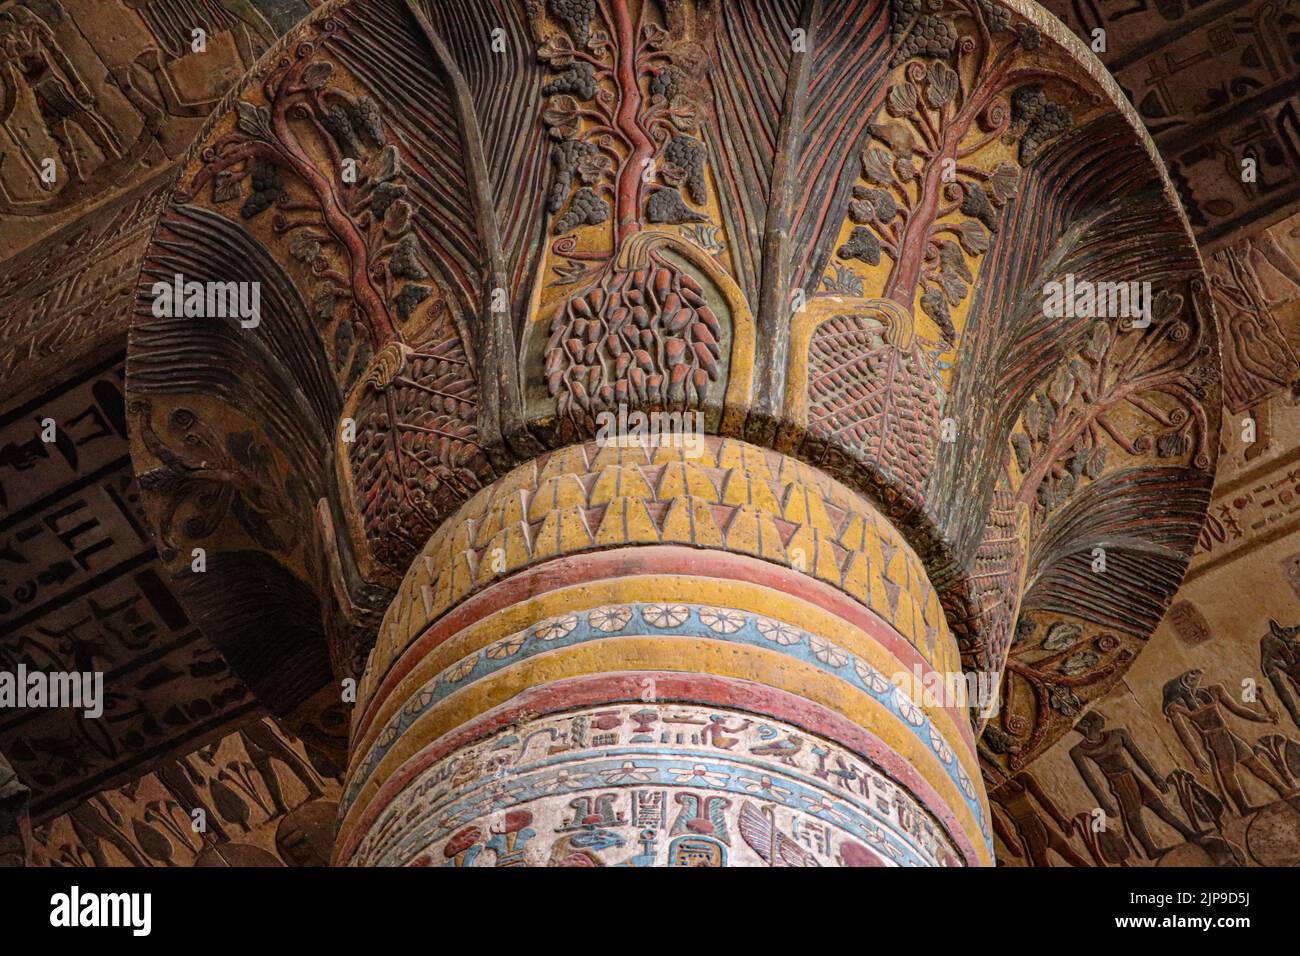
<box><xmin>0</xmin><ymin>171</ymin><xmax>174</xmax><ymax>408</ymax></box>
<box><xmin>1040</xmin><ymin>0</ymin><xmax>1300</xmax><ymax>250</ymax></box>
<box><xmin>0</xmin><ymin>0</ymin><xmax>317</xmax><ymax>262</ymax></box>
<box><xmin>0</xmin><ymin>359</ymin><xmax>268</xmax><ymax>820</ymax></box>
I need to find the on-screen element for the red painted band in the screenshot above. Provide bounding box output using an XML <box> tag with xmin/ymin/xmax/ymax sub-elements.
<box><xmin>356</xmin><ymin>544</ymin><xmax>973</xmax><ymax>752</ymax></box>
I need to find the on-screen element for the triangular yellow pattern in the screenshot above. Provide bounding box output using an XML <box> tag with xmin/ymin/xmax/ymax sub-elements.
<box><xmin>714</xmin><ymin>436</ymin><xmax>771</xmax><ymax>479</ymax></box>
<box><xmin>528</xmin><ymin>473</ymin><xmax>588</xmax><ymax>522</ymax></box>
<box><xmin>589</xmin><ymin>463</ymin><xmax>654</xmax><ymax>505</ymax></box>
<box><xmin>812</xmin><ymin>529</ymin><xmax>844</xmax><ymax>583</ymax></box>
<box><xmin>840</xmin><ymin>549</ymin><xmax>872</xmax><ymax>606</ymax></box>
<box><xmin>655</xmin><ymin>459</ymin><xmax>718</xmax><ymax>501</ymax></box>
<box><xmin>722</xmin><ymin>505</ymin><xmax>762</xmax><ymax>556</ymax></box>
<box><xmin>756</xmin><ymin>510</ymin><xmax>787</xmax><ymax>561</ymax></box>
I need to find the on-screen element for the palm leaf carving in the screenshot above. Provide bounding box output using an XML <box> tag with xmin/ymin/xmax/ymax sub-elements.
<box><xmin>705</xmin><ymin>0</ymin><xmax>801</xmax><ymax>306</ymax></box>
<box><xmin>704</xmin><ymin>0</ymin><xmax>893</xmax><ymax>416</ymax></box>
<box><xmin>806</xmin><ymin>314</ymin><xmax>938</xmax><ymax>510</ymax></box>
<box><xmin>1021</xmin><ymin>466</ymin><xmax>1212</xmax><ymax>636</ymax></box>
<box><xmin>408</xmin><ymin>0</ymin><xmax>550</xmax><ymax>314</ymax></box>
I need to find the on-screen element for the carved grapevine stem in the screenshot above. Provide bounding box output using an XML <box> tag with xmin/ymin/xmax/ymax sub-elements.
<box><xmin>540</xmin><ymin>0</ymin><xmax>723</xmax><ymax>434</ymax></box>
<box><xmin>837</xmin><ymin>0</ymin><xmax>1076</xmax><ymax>344</ymax></box>
<box><xmin>608</xmin><ymin>0</ymin><xmax>653</xmax><ymax>245</ymax></box>
<box><xmin>993</xmin><ymin>291</ymin><xmax>1218</xmax><ymax>767</ymax></box>
<box><xmin>180</xmin><ymin>40</ymin><xmax>400</xmax><ymax>348</ymax></box>
<box><xmin>176</xmin><ymin>24</ymin><xmax>487</xmax><ymax>579</ymax></box>
<box><xmin>881</xmin><ymin>6</ymin><xmax>1005</xmax><ymax>312</ymax></box>
<box><xmin>1012</xmin><ymin>299</ymin><xmax>1212</xmax><ymax>517</ymax></box>
<box><xmin>269</xmin><ymin>54</ymin><xmax>398</xmax><ymax>346</ymax></box>
<box><xmin>1001</xmin><ymin>650</ymin><xmax>1123</xmax><ymax>765</ymax></box>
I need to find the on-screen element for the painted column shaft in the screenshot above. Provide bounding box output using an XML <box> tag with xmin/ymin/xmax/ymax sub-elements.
<box><xmin>336</xmin><ymin>437</ymin><xmax>992</xmax><ymax>866</ymax></box>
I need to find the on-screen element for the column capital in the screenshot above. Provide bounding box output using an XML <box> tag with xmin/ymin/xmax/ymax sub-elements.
<box><xmin>125</xmin><ymin>0</ymin><xmax>1220</xmax><ymax>787</ymax></box>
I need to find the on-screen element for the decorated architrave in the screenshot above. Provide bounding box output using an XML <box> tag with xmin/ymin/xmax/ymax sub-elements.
<box><xmin>125</xmin><ymin>0</ymin><xmax>1221</xmax><ymax>865</ymax></box>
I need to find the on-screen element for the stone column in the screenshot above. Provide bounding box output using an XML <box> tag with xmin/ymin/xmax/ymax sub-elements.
<box><xmin>334</xmin><ymin>437</ymin><xmax>986</xmax><ymax>866</ymax></box>
<box><xmin>123</xmin><ymin>0</ymin><xmax>1222</xmax><ymax>866</ymax></box>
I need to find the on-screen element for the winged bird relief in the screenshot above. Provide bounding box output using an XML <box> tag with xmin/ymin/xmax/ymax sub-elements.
<box><xmin>738</xmin><ymin>801</ymin><xmax>822</xmax><ymax>867</ymax></box>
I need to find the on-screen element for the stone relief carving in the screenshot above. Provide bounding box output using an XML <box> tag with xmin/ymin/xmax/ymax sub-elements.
<box><xmin>121</xmin><ymin>0</ymin><xmax>1221</xmax><ymax>781</ymax></box>
<box><xmin>0</xmin><ymin>0</ymin><xmax>314</xmax><ymax>259</ymax></box>
<box><xmin>1041</xmin><ymin>0</ymin><xmax>1300</xmax><ymax>249</ymax></box>
<box><xmin>27</xmin><ymin>716</ymin><xmax>342</xmax><ymax>867</ymax></box>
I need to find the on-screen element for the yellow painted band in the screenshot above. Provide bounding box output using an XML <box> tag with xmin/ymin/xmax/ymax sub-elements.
<box><xmin>359</xmin><ymin>437</ymin><xmax>954</xmax><ymax>701</ymax></box>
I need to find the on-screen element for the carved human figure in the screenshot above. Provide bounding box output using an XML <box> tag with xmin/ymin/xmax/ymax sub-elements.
<box><xmin>274</xmin><ymin>800</ymin><xmax>339</xmax><ymax>866</ymax></box>
<box><xmin>1207</xmin><ymin>243</ymin><xmax>1300</xmax><ymax>408</ymax></box>
<box><xmin>1260</xmin><ymin>619</ymin><xmax>1300</xmax><ymax>731</ymax></box>
<box><xmin>68</xmin><ymin>797</ymin><xmax>149</xmax><ymax>867</ymax></box>
<box><xmin>1068</xmin><ymin>711</ymin><xmax>1199</xmax><ymax>859</ymax></box>
<box><xmin>0</xmin><ymin>7</ymin><xmax>122</xmax><ymax>183</ymax></box>
<box><xmin>1162</xmin><ymin>669</ymin><xmax>1291</xmax><ymax>816</ymax></box>
<box><xmin>156</xmin><ymin>759</ymin><xmax>230</xmax><ymax>845</ymax></box>
<box><xmin>992</xmin><ymin>771</ymin><xmax>1089</xmax><ymax>867</ymax></box>
<box><xmin>212</xmin><ymin>0</ymin><xmax>277</xmax><ymax>63</ymax></box>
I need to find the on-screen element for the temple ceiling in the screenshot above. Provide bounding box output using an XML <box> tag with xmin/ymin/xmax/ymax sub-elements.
<box><xmin>1039</xmin><ymin>0</ymin><xmax>1300</xmax><ymax>251</ymax></box>
<box><xmin>0</xmin><ymin>0</ymin><xmax>335</xmax><ymax>830</ymax></box>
